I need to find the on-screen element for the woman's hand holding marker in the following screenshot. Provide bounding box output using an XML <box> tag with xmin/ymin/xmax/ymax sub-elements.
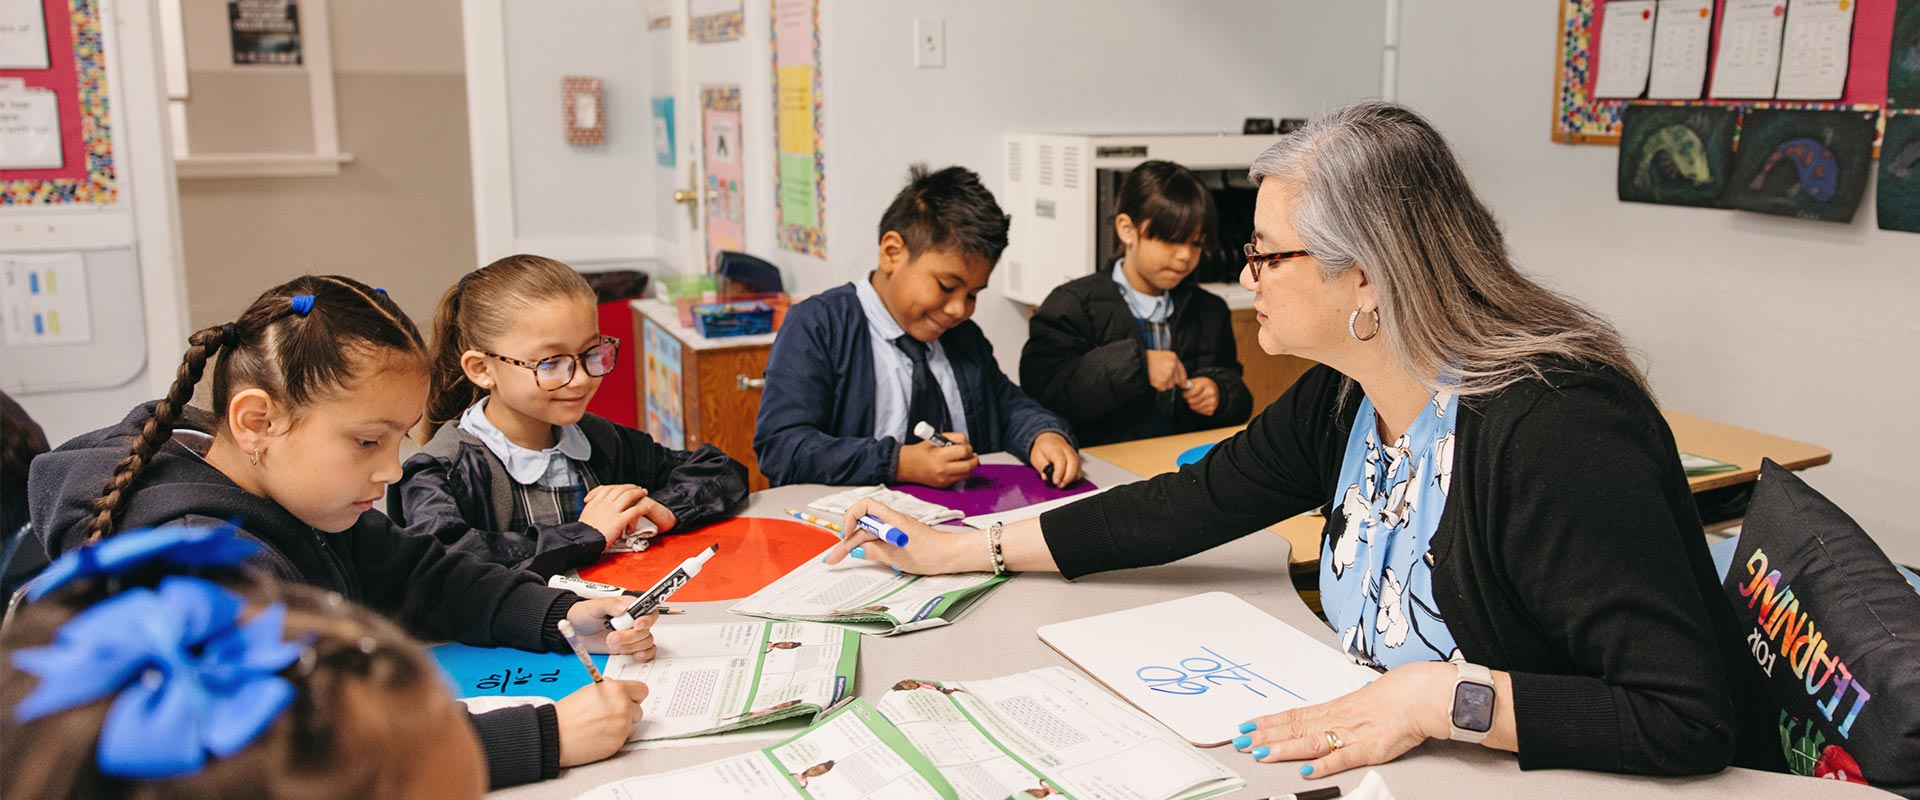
<box><xmin>827</xmin><ymin>499</ymin><xmax>987</xmax><ymax>576</ymax></box>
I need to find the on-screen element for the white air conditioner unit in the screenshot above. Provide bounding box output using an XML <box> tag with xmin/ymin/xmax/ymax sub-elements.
<box><xmin>999</xmin><ymin>132</ymin><xmax>1282</xmax><ymax>306</ymax></box>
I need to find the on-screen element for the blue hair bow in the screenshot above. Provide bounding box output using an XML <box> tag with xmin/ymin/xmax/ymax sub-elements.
<box><xmin>26</xmin><ymin>521</ymin><xmax>260</xmax><ymax>602</ymax></box>
<box><xmin>12</xmin><ymin>575</ymin><xmax>304</xmax><ymax>778</ymax></box>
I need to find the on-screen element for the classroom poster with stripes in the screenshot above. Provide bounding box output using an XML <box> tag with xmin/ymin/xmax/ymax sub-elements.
<box><xmin>772</xmin><ymin>0</ymin><xmax>824</xmax><ymax>258</ymax></box>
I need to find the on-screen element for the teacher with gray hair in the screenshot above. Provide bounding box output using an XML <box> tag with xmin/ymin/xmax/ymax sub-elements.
<box><xmin>826</xmin><ymin>101</ymin><xmax>1778</xmax><ymax>781</ymax></box>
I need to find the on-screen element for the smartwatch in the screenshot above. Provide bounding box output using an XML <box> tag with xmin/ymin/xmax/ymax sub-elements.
<box><xmin>1449</xmin><ymin>661</ymin><xmax>1496</xmax><ymax>744</ymax></box>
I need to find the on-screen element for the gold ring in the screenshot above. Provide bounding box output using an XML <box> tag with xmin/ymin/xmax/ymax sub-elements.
<box><xmin>1324</xmin><ymin>729</ymin><xmax>1345</xmax><ymax>752</ymax></box>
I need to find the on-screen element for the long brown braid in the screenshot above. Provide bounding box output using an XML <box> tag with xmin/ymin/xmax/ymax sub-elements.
<box><xmin>86</xmin><ymin>276</ymin><xmax>426</xmax><ymax>542</ymax></box>
<box><xmin>0</xmin><ymin>570</ymin><xmax>455</xmax><ymax>799</ymax></box>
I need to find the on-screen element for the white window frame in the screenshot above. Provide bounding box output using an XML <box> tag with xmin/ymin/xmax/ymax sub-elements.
<box><xmin>162</xmin><ymin>0</ymin><xmax>353</xmax><ymax>178</ymax></box>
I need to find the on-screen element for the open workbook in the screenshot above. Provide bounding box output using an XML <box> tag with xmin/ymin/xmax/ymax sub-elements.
<box><xmin>730</xmin><ymin>545</ymin><xmax>1007</xmax><ymax>635</ymax></box>
<box><xmin>580</xmin><ymin>666</ymin><xmax>1244</xmax><ymax>800</ymax></box>
<box><xmin>434</xmin><ymin>620</ymin><xmax>856</xmax><ymax>743</ymax></box>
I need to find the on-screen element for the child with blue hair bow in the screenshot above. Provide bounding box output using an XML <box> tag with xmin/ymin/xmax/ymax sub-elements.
<box><xmin>1</xmin><ymin>523</ymin><xmax>490</xmax><ymax>799</ymax></box>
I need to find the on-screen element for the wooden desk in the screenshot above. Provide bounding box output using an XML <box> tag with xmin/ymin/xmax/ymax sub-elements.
<box><xmin>1086</xmin><ymin>410</ymin><xmax>1833</xmax><ymax>571</ymax></box>
<box><xmin>1664</xmin><ymin>410</ymin><xmax>1832</xmax><ymax>492</ymax></box>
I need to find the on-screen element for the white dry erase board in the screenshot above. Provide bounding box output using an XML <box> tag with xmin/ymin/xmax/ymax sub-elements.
<box><xmin>1037</xmin><ymin>591</ymin><xmax>1377</xmax><ymax>747</ymax></box>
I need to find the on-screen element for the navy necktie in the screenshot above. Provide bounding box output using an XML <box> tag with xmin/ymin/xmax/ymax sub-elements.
<box><xmin>894</xmin><ymin>335</ymin><xmax>951</xmax><ymax>443</ymax></box>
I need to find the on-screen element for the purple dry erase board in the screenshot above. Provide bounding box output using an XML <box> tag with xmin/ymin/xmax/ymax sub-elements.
<box><xmin>890</xmin><ymin>464</ymin><xmax>1097</xmax><ymax>517</ymax></box>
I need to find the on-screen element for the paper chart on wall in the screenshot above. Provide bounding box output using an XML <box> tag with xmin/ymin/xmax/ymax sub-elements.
<box><xmin>1776</xmin><ymin>0</ymin><xmax>1858</xmax><ymax>99</ymax></box>
<box><xmin>1649</xmin><ymin>0</ymin><xmax>1716</xmax><ymax>98</ymax></box>
<box><xmin>1595</xmin><ymin>0</ymin><xmax>1660</xmax><ymax>97</ymax></box>
<box><xmin>0</xmin><ymin>0</ymin><xmax>49</xmax><ymax>69</ymax></box>
<box><xmin>1711</xmin><ymin>0</ymin><xmax>1791</xmax><ymax>98</ymax></box>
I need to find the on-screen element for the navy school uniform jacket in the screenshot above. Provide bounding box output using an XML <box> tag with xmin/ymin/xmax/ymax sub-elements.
<box><xmin>1020</xmin><ymin>271</ymin><xmax>1253</xmax><ymax>446</ymax></box>
<box><xmin>27</xmin><ymin>402</ymin><xmax>579</xmax><ymax>789</ymax></box>
<box><xmin>391</xmin><ymin>412</ymin><xmax>749</xmax><ymax>578</ymax></box>
<box><xmin>753</xmin><ymin>282</ymin><xmax>1074</xmax><ymax>486</ymax></box>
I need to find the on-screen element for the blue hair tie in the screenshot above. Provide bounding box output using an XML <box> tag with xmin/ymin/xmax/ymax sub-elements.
<box><xmin>24</xmin><ymin>521</ymin><xmax>260</xmax><ymax>602</ymax></box>
<box><xmin>289</xmin><ymin>295</ymin><xmax>315</xmax><ymax>316</ymax></box>
<box><xmin>12</xmin><ymin>575</ymin><xmax>304</xmax><ymax>779</ymax></box>
<box><xmin>373</xmin><ymin>287</ymin><xmax>388</xmax><ymax>297</ymax></box>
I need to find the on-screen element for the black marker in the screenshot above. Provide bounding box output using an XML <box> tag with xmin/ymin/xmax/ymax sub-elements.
<box><xmin>1257</xmin><ymin>788</ymin><xmax>1341</xmax><ymax>800</ymax></box>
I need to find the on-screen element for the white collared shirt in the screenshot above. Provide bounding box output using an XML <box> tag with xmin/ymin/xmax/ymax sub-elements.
<box><xmin>853</xmin><ymin>278</ymin><xmax>968</xmax><ymax>441</ymax></box>
<box><xmin>1111</xmin><ymin>259</ymin><xmax>1173</xmax><ymax>323</ymax></box>
<box><xmin>458</xmin><ymin>399</ymin><xmax>592</xmax><ymax>487</ymax></box>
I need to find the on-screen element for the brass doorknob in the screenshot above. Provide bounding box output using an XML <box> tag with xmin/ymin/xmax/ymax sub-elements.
<box><xmin>673</xmin><ymin>189</ymin><xmax>698</xmax><ymax>205</ymax></box>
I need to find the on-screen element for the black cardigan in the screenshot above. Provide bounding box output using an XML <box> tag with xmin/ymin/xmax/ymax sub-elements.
<box><xmin>1041</xmin><ymin>363</ymin><xmax>1782</xmax><ymax>777</ymax></box>
<box><xmin>28</xmin><ymin>403</ymin><xmax>577</xmax><ymax>789</ymax></box>
<box><xmin>393</xmin><ymin>412</ymin><xmax>749</xmax><ymax>578</ymax></box>
<box><xmin>1020</xmin><ymin>272</ymin><xmax>1252</xmax><ymax>446</ymax></box>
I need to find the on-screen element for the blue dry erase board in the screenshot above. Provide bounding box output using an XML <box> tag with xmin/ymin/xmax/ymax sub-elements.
<box><xmin>430</xmin><ymin>643</ymin><xmax>607</xmax><ymax>701</ymax></box>
<box><xmin>1175</xmin><ymin>443</ymin><xmax>1216</xmax><ymax>468</ymax></box>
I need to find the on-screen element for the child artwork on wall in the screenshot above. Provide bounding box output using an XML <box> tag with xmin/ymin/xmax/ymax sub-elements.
<box><xmin>1723</xmin><ymin>109</ymin><xmax>1878</xmax><ymax>223</ymax></box>
<box><xmin>1877</xmin><ymin>112</ymin><xmax>1920</xmax><ymax>232</ymax></box>
<box><xmin>1889</xmin><ymin>0</ymin><xmax>1920</xmax><ymax>109</ymax></box>
<box><xmin>1617</xmin><ymin>104</ymin><xmax>1737</xmax><ymax>207</ymax></box>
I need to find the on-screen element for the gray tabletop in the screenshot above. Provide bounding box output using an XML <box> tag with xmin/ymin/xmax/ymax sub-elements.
<box><xmin>496</xmin><ymin>457</ymin><xmax>1893</xmax><ymax>799</ymax></box>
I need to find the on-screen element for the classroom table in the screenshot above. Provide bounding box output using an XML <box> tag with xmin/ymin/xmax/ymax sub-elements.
<box><xmin>495</xmin><ymin>457</ymin><xmax>1889</xmax><ymax>800</ymax></box>
<box><xmin>1084</xmin><ymin>410</ymin><xmax>1834</xmax><ymax>571</ymax></box>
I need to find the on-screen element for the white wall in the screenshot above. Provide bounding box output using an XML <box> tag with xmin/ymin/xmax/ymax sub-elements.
<box><xmin>1395</xmin><ymin>1</ymin><xmax>1920</xmax><ymax>563</ymax></box>
<box><xmin>500</xmin><ymin>1</ymin><xmax>659</xmax><ymax>263</ymax></box>
<box><xmin>802</xmin><ymin>0</ymin><xmax>1386</xmax><ymax>377</ymax></box>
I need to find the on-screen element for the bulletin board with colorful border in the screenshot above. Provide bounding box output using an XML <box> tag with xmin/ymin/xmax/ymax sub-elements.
<box><xmin>771</xmin><ymin>0</ymin><xmax>825</xmax><ymax>258</ymax></box>
<box><xmin>1553</xmin><ymin>0</ymin><xmax>1897</xmax><ymax>150</ymax></box>
<box><xmin>0</xmin><ymin>0</ymin><xmax>115</xmax><ymax>205</ymax></box>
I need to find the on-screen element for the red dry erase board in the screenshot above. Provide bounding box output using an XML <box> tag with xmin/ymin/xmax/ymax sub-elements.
<box><xmin>578</xmin><ymin>516</ymin><xmax>835</xmax><ymax>602</ymax></box>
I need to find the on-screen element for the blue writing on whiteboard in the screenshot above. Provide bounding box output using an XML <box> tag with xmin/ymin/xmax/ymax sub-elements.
<box><xmin>1135</xmin><ymin>646</ymin><xmax>1305</xmax><ymax>701</ymax></box>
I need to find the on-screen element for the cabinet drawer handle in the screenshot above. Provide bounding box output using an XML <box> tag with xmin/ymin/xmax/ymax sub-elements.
<box><xmin>736</xmin><ymin>375</ymin><xmax>766</xmax><ymax>391</ymax></box>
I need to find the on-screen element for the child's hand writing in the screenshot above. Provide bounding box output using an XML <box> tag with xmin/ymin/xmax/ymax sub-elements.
<box><xmin>897</xmin><ymin>432</ymin><xmax>978</xmax><ymax>488</ymax></box>
<box><xmin>1028</xmin><ymin>432</ymin><xmax>1081</xmax><ymax>488</ymax></box>
<box><xmin>554</xmin><ymin>679</ymin><xmax>650</xmax><ymax>767</ymax></box>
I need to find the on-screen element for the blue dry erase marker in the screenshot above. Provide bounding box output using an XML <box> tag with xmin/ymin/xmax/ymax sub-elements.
<box><xmin>857</xmin><ymin>515</ymin><xmax>910</xmax><ymax>548</ymax></box>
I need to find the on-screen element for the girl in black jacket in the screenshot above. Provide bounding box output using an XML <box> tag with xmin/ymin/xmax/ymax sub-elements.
<box><xmin>28</xmin><ymin>275</ymin><xmax>655</xmax><ymax>789</ymax></box>
<box><xmin>1020</xmin><ymin>160</ymin><xmax>1252</xmax><ymax>446</ymax></box>
<box><xmin>396</xmin><ymin>255</ymin><xmax>748</xmax><ymax>578</ymax></box>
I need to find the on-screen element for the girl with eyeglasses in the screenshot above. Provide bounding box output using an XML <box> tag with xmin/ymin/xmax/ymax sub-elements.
<box><xmin>23</xmin><ymin>276</ymin><xmax>658</xmax><ymax>789</ymax></box>
<box><xmin>396</xmin><ymin>255</ymin><xmax>748</xmax><ymax>577</ymax></box>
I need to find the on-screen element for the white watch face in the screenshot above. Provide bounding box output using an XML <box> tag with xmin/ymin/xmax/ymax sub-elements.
<box><xmin>1453</xmin><ymin>681</ymin><xmax>1496</xmax><ymax>733</ymax></box>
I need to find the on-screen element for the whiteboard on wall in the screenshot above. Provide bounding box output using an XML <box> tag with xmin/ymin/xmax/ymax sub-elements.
<box><xmin>0</xmin><ymin>247</ymin><xmax>147</xmax><ymax>394</ymax></box>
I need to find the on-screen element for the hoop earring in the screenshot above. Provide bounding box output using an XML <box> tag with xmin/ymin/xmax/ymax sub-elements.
<box><xmin>249</xmin><ymin>448</ymin><xmax>261</xmax><ymax>466</ymax></box>
<box><xmin>1348</xmin><ymin>308</ymin><xmax>1381</xmax><ymax>342</ymax></box>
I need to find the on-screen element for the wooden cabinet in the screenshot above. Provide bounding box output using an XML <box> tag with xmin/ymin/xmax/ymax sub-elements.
<box><xmin>632</xmin><ymin>299</ymin><xmax>775</xmax><ymax>491</ymax></box>
<box><xmin>1228</xmin><ymin>307</ymin><xmax>1315</xmax><ymax>411</ymax></box>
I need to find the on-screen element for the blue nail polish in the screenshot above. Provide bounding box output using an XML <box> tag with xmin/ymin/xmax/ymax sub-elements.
<box><xmin>1232</xmin><ymin>736</ymin><xmax>1251</xmax><ymax>749</ymax></box>
<box><xmin>1251</xmin><ymin>746</ymin><xmax>1269</xmax><ymax>759</ymax></box>
<box><xmin>1300</xmin><ymin>765</ymin><xmax>1314</xmax><ymax>776</ymax></box>
<box><xmin>1238</xmin><ymin>721</ymin><xmax>1257</xmax><ymax>734</ymax></box>
<box><xmin>850</xmin><ymin>545</ymin><xmax>867</xmax><ymax>559</ymax></box>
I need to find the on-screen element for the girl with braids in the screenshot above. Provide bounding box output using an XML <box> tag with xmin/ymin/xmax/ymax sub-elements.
<box><xmin>392</xmin><ymin>254</ymin><xmax>747</xmax><ymax>577</ymax></box>
<box><xmin>2</xmin><ymin>523</ymin><xmax>491</xmax><ymax>799</ymax></box>
<box><xmin>25</xmin><ymin>275</ymin><xmax>656</xmax><ymax>789</ymax></box>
